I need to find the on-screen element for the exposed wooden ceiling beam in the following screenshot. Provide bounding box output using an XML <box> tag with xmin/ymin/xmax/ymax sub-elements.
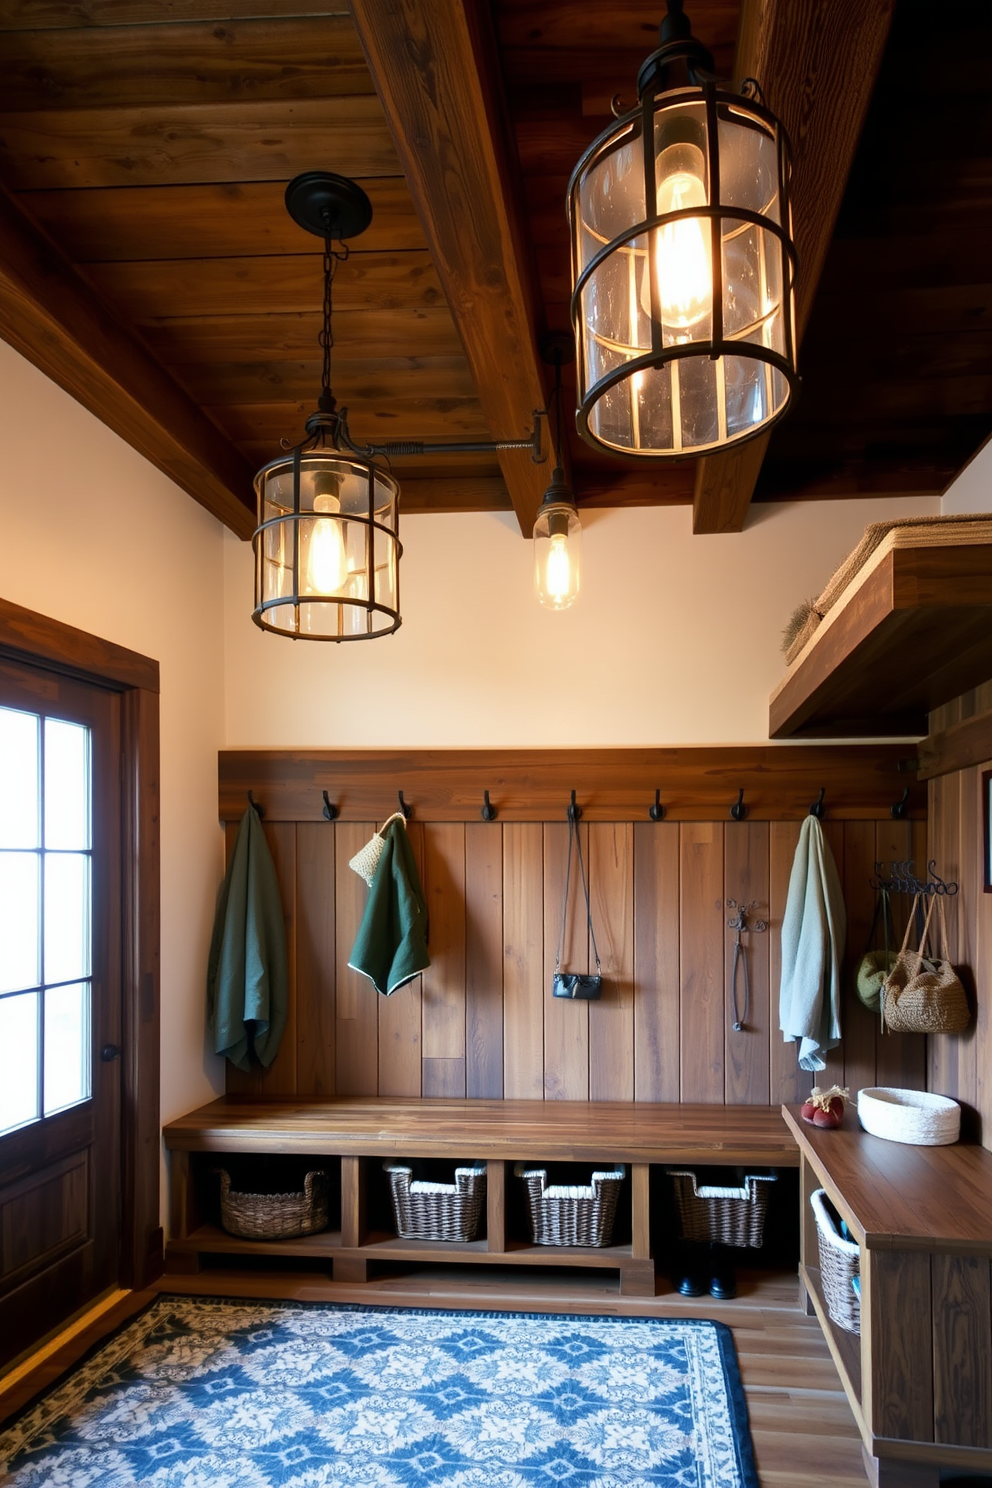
<box><xmin>692</xmin><ymin>0</ymin><xmax>895</xmax><ymax>535</ymax></box>
<box><xmin>348</xmin><ymin>0</ymin><xmax>551</xmax><ymax>535</ymax></box>
<box><xmin>0</xmin><ymin>181</ymin><xmax>257</xmax><ymax>537</ymax></box>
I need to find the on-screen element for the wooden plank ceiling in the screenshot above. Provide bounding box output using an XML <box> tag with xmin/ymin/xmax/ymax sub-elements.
<box><xmin>0</xmin><ymin>0</ymin><xmax>988</xmax><ymax>540</ymax></box>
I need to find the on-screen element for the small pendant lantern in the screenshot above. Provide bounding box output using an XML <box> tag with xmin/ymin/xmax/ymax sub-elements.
<box><xmin>252</xmin><ymin>172</ymin><xmax>402</xmax><ymax>640</ymax></box>
<box><xmin>568</xmin><ymin>0</ymin><xmax>798</xmax><ymax>460</ymax></box>
<box><xmin>534</xmin><ymin>334</ymin><xmax>582</xmax><ymax>610</ymax></box>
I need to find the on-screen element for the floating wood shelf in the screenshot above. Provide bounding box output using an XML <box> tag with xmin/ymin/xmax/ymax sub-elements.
<box><xmin>769</xmin><ymin>545</ymin><xmax>992</xmax><ymax>740</ymax></box>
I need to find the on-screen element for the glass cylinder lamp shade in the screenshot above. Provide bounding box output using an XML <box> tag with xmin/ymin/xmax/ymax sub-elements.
<box><xmin>568</xmin><ymin>83</ymin><xmax>798</xmax><ymax>458</ymax></box>
<box><xmin>252</xmin><ymin>448</ymin><xmax>401</xmax><ymax>640</ymax></box>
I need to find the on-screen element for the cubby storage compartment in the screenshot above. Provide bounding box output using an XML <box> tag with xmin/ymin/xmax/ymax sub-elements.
<box><xmin>384</xmin><ymin>1160</ymin><xmax>486</xmax><ymax>1242</ymax></box>
<box><xmin>218</xmin><ymin>1165</ymin><xmax>330</xmax><ymax>1240</ymax></box>
<box><xmin>810</xmin><ymin>1187</ymin><xmax>860</xmax><ymax>1334</ymax></box>
<box><xmin>666</xmin><ymin>1168</ymin><xmax>776</xmax><ymax>1248</ymax></box>
<box><xmin>515</xmin><ymin>1163</ymin><xmax>625</xmax><ymax>1247</ymax></box>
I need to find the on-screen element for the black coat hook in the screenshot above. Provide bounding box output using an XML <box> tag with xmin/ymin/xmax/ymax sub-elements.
<box><xmin>809</xmin><ymin>787</ymin><xmax>826</xmax><ymax>819</ymax></box>
<box><xmin>890</xmin><ymin>786</ymin><xmax>910</xmax><ymax>820</ymax></box>
<box><xmin>247</xmin><ymin>790</ymin><xmax>265</xmax><ymax>820</ymax></box>
<box><xmin>322</xmin><ymin>790</ymin><xmax>339</xmax><ymax>821</ymax></box>
<box><xmin>649</xmin><ymin>788</ymin><xmax>665</xmax><ymax>821</ymax></box>
<box><xmin>567</xmin><ymin>789</ymin><xmax>582</xmax><ymax>822</ymax></box>
<box><xmin>730</xmin><ymin>788</ymin><xmax>747</xmax><ymax>822</ymax></box>
<box><xmin>398</xmin><ymin>790</ymin><xmax>412</xmax><ymax>820</ymax></box>
<box><xmin>481</xmin><ymin>789</ymin><xmax>497</xmax><ymax>822</ymax></box>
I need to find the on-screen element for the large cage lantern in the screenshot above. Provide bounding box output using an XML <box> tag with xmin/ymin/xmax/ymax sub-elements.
<box><xmin>568</xmin><ymin>0</ymin><xmax>798</xmax><ymax>460</ymax></box>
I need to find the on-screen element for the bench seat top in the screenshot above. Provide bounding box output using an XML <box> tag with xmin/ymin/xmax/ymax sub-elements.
<box><xmin>163</xmin><ymin>1097</ymin><xmax>798</xmax><ymax>1167</ymax></box>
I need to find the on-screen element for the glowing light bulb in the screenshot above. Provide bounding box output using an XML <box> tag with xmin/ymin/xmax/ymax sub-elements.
<box><xmin>650</xmin><ymin>141</ymin><xmax>712</xmax><ymax>329</ymax></box>
<box><xmin>307</xmin><ymin>484</ymin><xmax>348</xmax><ymax>596</ymax></box>
<box><xmin>545</xmin><ymin>533</ymin><xmax>572</xmax><ymax>604</ymax></box>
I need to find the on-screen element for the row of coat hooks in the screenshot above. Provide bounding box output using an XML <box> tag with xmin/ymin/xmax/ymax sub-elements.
<box><xmin>870</xmin><ymin>859</ymin><xmax>958</xmax><ymax>897</ymax></box>
<box><xmin>246</xmin><ymin>782</ymin><xmax>916</xmax><ymax>824</ymax></box>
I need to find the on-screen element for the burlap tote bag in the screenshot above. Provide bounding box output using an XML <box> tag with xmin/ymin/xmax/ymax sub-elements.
<box><xmin>882</xmin><ymin>893</ymin><xmax>970</xmax><ymax>1034</ymax></box>
<box><xmin>348</xmin><ymin>811</ymin><xmax>409</xmax><ymax>886</ymax></box>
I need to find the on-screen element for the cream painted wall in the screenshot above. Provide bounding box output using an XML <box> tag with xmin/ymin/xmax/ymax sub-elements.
<box><xmin>942</xmin><ymin>432</ymin><xmax>992</xmax><ymax>514</ymax></box>
<box><xmin>0</xmin><ymin>340</ymin><xmax>227</xmax><ymax>1219</ymax></box>
<box><xmin>224</xmin><ymin>493</ymin><xmax>939</xmax><ymax>747</ymax></box>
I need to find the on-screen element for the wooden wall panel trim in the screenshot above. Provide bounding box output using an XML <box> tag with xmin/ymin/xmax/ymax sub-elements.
<box><xmin>464</xmin><ymin>824</ymin><xmax>504</xmax><ymax>1099</ymax></box>
<box><xmin>680</xmin><ymin>824</ymin><xmax>725</xmax><ymax>1104</ymax></box>
<box><xmin>219</xmin><ymin>745</ymin><xmax>925</xmax><ymax>823</ymax></box>
<box><xmin>295</xmin><ymin>823</ymin><xmax>336</xmax><ymax>1096</ymax></box>
<box><xmin>588</xmin><ymin>823</ymin><xmax>634</xmax><ymax>1103</ymax></box>
<box><xmin>724</xmin><ymin>823</ymin><xmax>770</xmax><ymax>1105</ymax></box>
<box><xmin>422</xmin><ymin>823</ymin><xmax>467</xmax><ymax>1099</ymax></box>
<box><xmin>334</xmin><ymin>823</ymin><xmax>379</xmax><ymax>1097</ymax></box>
<box><xmin>633</xmin><ymin>822</ymin><xmax>680</xmax><ymax>1103</ymax></box>
<box><xmin>503</xmin><ymin>824</ymin><xmax>544</xmax><ymax>1100</ymax></box>
<box><xmin>543</xmin><ymin>822</ymin><xmax>589</xmax><ymax>1101</ymax></box>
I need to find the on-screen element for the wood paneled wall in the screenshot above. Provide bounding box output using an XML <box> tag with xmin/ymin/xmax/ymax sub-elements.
<box><xmin>927</xmin><ymin>681</ymin><xmax>992</xmax><ymax>1149</ymax></box>
<box><xmin>221</xmin><ymin>749</ymin><xmax>928</xmax><ymax>1109</ymax></box>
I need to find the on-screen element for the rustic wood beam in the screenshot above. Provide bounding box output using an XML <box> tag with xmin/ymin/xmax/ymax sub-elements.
<box><xmin>692</xmin><ymin>0</ymin><xmax>895</xmax><ymax>535</ymax></box>
<box><xmin>348</xmin><ymin>0</ymin><xmax>551</xmax><ymax>535</ymax></box>
<box><xmin>0</xmin><ymin>182</ymin><xmax>257</xmax><ymax>537</ymax></box>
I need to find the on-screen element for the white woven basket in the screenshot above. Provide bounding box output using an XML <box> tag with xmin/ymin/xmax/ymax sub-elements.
<box><xmin>857</xmin><ymin>1087</ymin><xmax>960</xmax><ymax>1146</ymax></box>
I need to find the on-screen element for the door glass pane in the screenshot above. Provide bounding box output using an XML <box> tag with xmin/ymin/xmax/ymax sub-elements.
<box><xmin>0</xmin><ymin>850</ymin><xmax>40</xmax><ymax>993</ymax></box>
<box><xmin>44</xmin><ymin>853</ymin><xmax>90</xmax><ymax>985</ymax></box>
<box><xmin>45</xmin><ymin>719</ymin><xmax>90</xmax><ymax>851</ymax></box>
<box><xmin>44</xmin><ymin>981</ymin><xmax>90</xmax><ymax>1115</ymax></box>
<box><xmin>0</xmin><ymin>991</ymin><xmax>40</xmax><ymax>1134</ymax></box>
<box><xmin>0</xmin><ymin>707</ymin><xmax>39</xmax><ymax>849</ymax></box>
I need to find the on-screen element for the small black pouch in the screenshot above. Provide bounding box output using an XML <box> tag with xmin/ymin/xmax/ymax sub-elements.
<box><xmin>552</xmin><ymin>813</ymin><xmax>603</xmax><ymax>1002</ymax></box>
<box><xmin>552</xmin><ymin>972</ymin><xmax>603</xmax><ymax>1001</ymax></box>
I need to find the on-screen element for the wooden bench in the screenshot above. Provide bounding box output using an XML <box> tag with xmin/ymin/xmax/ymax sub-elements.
<box><xmin>164</xmin><ymin>1097</ymin><xmax>798</xmax><ymax>1297</ymax></box>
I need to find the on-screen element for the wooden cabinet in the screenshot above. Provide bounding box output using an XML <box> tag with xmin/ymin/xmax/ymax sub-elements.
<box><xmin>784</xmin><ymin>1105</ymin><xmax>992</xmax><ymax>1488</ymax></box>
<box><xmin>164</xmin><ymin>1097</ymin><xmax>798</xmax><ymax>1298</ymax></box>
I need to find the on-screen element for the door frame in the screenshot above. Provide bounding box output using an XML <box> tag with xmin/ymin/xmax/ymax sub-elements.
<box><xmin>0</xmin><ymin>596</ymin><xmax>161</xmax><ymax>1289</ymax></box>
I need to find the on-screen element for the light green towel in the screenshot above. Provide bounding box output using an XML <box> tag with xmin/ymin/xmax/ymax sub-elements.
<box><xmin>349</xmin><ymin>819</ymin><xmax>430</xmax><ymax>996</ymax></box>
<box><xmin>779</xmin><ymin>815</ymin><xmax>846</xmax><ymax>1072</ymax></box>
<box><xmin>207</xmin><ymin>806</ymin><xmax>288</xmax><ymax>1071</ymax></box>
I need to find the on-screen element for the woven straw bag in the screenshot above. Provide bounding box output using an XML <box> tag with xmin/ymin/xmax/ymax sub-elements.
<box><xmin>882</xmin><ymin>894</ymin><xmax>970</xmax><ymax>1034</ymax></box>
<box><xmin>348</xmin><ymin>810</ymin><xmax>408</xmax><ymax>885</ymax></box>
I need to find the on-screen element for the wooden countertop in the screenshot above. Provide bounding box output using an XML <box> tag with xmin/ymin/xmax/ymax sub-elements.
<box><xmin>164</xmin><ymin>1097</ymin><xmax>799</xmax><ymax>1167</ymax></box>
<box><xmin>783</xmin><ymin>1104</ymin><xmax>992</xmax><ymax>1255</ymax></box>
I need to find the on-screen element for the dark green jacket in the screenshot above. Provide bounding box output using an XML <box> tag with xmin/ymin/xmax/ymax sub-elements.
<box><xmin>349</xmin><ymin>819</ymin><xmax>430</xmax><ymax>996</ymax></box>
<box><xmin>207</xmin><ymin>806</ymin><xmax>288</xmax><ymax>1070</ymax></box>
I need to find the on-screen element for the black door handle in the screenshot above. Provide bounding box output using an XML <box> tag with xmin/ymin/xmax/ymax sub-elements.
<box><xmin>101</xmin><ymin>1043</ymin><xmax>121</xmax><ymax>1062</ymax></box>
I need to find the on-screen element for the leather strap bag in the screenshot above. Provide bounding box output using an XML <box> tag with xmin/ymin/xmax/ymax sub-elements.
<box><xmin>882</xmin><ymin>894</ymin><xmax>970</xmax><ymax>1034</ymax></box>
<box><xmin>552</xmin><ymin>815</ymin><xmax>603</xmax><ymax>1000</ymax></box>
<box><xmin>855</xmin><ymin>888</ymin><xmax>897</xmax><ymax>1015</ymax></box>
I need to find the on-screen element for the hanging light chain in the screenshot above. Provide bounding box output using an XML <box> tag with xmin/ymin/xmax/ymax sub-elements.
<box><xmin>318</xmin><ymin>230</ymin><xmax>349</xmax><ymax>401</ymax></box>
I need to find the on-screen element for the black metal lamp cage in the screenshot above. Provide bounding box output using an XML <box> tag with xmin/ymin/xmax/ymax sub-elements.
<box><xmin>568</xmin><ymin>0</ymin><xmax>798</xmax><ymax>461</ymax></box>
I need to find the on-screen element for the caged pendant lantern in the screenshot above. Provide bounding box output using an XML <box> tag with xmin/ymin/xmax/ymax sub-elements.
<box><xmin>568</xmin><ymin>0</ymin><xmax>798</xmax><ymax>460</ymax></box>
<box><xmin>252</xmin><ymin>172</ymin><xmax>401</xmax><ymax>641</ymax></box>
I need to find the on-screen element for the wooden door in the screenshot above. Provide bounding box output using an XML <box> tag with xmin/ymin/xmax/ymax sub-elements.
<box><xmin>0</xmin><ymin>656</ymin><xmax>122</xmax><ymax>1369</ymax></box>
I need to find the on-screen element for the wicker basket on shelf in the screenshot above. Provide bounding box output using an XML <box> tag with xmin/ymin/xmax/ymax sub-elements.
<box><xmin>515</xmin><ymin>1166</ymin><xmax>625</xmax><ymax>1247</ymax></box>
<box><xmin>217</xmin><ymin>1167</ymin><xmax>329</xmax><ymax>1240</ymax></box>
<box><xmin>384</xmin><ymin>1162</ymin><xmax>487</xmax><ymax>1242</ymax></box>
<box><xmin>666</xmin><ymin>1169</ymin><xmax>776</xmax><ymax>1248</ymax></box>
<box><xmin>811</xmin><ymin>1187</ymin><xmax>860</xmax><ymax>1334</ymax></box>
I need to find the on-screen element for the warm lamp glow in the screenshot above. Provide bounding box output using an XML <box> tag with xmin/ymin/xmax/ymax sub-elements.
<box><xmin>533</xmin><ymin>468</ymin><xmax>581</xmax><ymax>611</ymax></box>
<box><xmin>307</xmin><ymin>490</ymin><xmax>349</xmax><ymax>596</ymax></box>
<box><xmin>653</xmin><ymin>141</ymin><xmax>711</xmax><ymax>328</ymax></box>
<box><xmin>544</xmin><ymin>532</ymin><xmax>573</xmax><ymax>604</ymax></box>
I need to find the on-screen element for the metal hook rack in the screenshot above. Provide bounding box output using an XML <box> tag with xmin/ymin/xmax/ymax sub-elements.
<box><xmin>322</xmin><ymin>790</ymin><xmax>338</xmax><ymax>821</ymax></box>
<box><xmin>247</xmin><ymin>790</ymin><xmax>265</xmax><ymax>819</ymax></box>
<box><xmin>649</xmin><ymin>788</ymin><xmax>665</xmax><ymax>822</ymax></box>
<box><xmin>481</xmin><ymin>790</ymin><xmax>497</xmax><ymax>822</ymax></box>
<box><xmin>809</xmin><ymin>787</ymin><xmax>826</xmax><ymax>818</ymax></box>
<box><xmin>567</xmin><ymin>789</ymin><xmax>582</xmax><ymax>822</ymax></box>
<box><xmin>730</xmin><ymin>788</ymin><xmax>747</xmax><ymax>821</ymax></box>
<box><xmin>397</xmin><ymin>790</ymin><xmax>412</xmax><ymax>820</ymax></box>
<box><xmin>869</xmin><ymin>859</ymin><xmax>958</xmax><ymax>897</ymax></box>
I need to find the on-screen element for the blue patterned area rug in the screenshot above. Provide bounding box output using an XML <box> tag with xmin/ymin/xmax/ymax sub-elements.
<box><xmin>0</xmin><ymin>1297</ymin><xmax>759</xmax><ymax>1488</ymax></box>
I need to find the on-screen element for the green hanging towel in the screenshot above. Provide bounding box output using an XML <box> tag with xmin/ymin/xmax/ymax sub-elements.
<box><xmin>207</xmin><ymin>806</ymin><xmax>288</xmax><ymax>1071</ymax></box>
<box><xmin>349</xmin><ymin>818</ymin><xmax>430</xmax><ymax>996</ymax></box>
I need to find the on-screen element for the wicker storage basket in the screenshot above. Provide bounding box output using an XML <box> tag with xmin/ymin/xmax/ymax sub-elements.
<box><xmin>857</xmin><ymin>1086</ymin><xmax>960</xmax><ymax>1146</ymax></box>
<box><xmin>217</xmin><ymin>1167</ymin><xmax>329</xmax><ymax>1240</ymax></box>
<box><xmin>810</xmin><ymin>1188</ymin><xmax>860</xmax><ymax>1334</ymax></box>
<box><xmin>666</xmin><ymin>1169</ymin><xmax>776</xmax><ymax>1248</ymax></box>
<box><xmin>515</xmin><ymin>1165</ymin><xmax>625</xmax><ymax>1247</ymax></box>
<box><xmin>384</xmin><ymin>1162</ymin><xmax>487</xmax><ymax>1242</ymax></box>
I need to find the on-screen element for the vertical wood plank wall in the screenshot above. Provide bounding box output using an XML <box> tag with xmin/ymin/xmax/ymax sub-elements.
<box><xmin>227</xmin><ymin>811</ymin><xmax>927</xmax><ymax>1107</ymax></box>
<box><xmin>927</xmin><ymin>680</ymin><xmax>992</xmax><ymax>1148</ymax></box>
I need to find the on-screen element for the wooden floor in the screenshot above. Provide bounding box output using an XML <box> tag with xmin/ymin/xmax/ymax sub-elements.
<box><xmin>1</xmin><ymin>1264</ymin><xmax>868</xmax><ymax>1488</ymax></box>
